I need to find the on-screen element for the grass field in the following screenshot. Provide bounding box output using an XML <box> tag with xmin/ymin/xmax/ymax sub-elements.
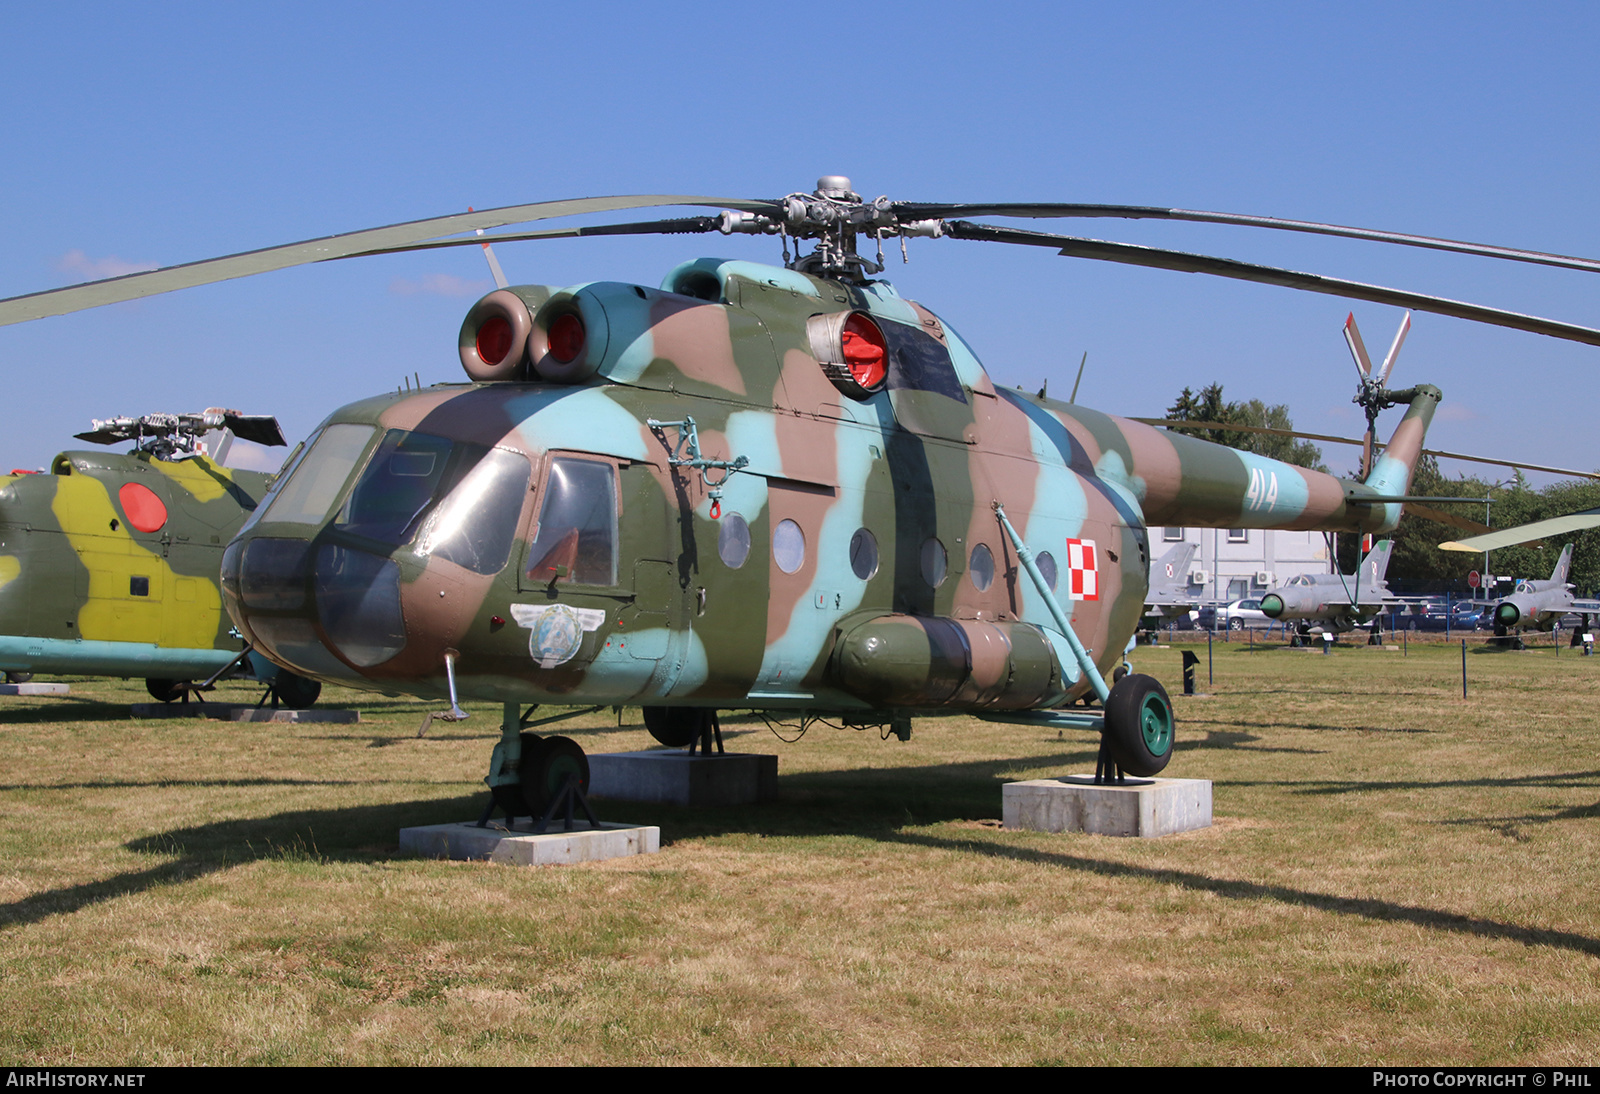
<box><xmin>2</xmin><ymin>638</ymin><xmax>1597</xmax><ymax>1065</ymax></box>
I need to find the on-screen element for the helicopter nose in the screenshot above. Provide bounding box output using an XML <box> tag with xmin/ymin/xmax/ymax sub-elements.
<box><xmin>222</xmin><ymin>536</ymin><xmax>408</xmax><ymax>677</ymax></box>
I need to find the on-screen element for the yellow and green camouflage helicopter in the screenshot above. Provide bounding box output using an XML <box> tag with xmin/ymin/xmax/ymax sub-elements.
<box><xmin>0</xmin><ymin>409</ymin><xmax>322</xmax><ymax>707</ymax></box>
<box><xmin>8</xmin><ymin>176</ymin><xmax>1600</xmax><ymax>819</ymax></box>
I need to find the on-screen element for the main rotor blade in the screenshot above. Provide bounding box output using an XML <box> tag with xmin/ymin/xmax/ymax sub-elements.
<box><xmin>0</xmin><ymin>196</ymin><xmax>777</xmax><ymax>326</ymax></box>
<box><xmin>341</xmin><ymin>216</ymin><xmax>725</xmax><ymax>258</ymax></box>
<box><xmin>1406</xmin><ymin>503</ymin><xmax>1495</xmax><ymax>535</ymax></box>
<box><xmin>897</xmin><ymin>202</ymin><xmax>1600</xmax><ymax>276</ymax></box>
<box><xmin>949</xmin><ymin>222</ymin><xmax>1600</xmax><ymax>348</ymax></box>
<box><xmin>1441</xmin><ymin>509</ymin><xmax>1600</xmax><ymax>552</ymax></box>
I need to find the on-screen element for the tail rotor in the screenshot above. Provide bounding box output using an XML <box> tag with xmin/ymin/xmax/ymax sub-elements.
<box><xmin>1345</xmin><ymin>311</ymin><xmax>1413</xmax><ymax>477</ymax></box>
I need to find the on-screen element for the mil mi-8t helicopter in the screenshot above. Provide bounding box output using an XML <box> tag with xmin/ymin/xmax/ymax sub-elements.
<box><xmin>8</xmin><ymin>176</ymin><xmax>1600</xmax><ymax>818</ymax></box>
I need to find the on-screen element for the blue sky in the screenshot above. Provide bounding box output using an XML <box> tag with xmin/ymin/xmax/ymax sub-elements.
<box><xmin>3</xmin><ymin>2</ymin><xmax>1598</xmax><ymax>483</ymax></box>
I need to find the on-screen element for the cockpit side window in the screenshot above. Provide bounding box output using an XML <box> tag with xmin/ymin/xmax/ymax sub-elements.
<box><xmin>526</xmin><ymin>457</ymin><xmax>617</xmax><ymax>586</ymax></box>
<box><xmin>414</xmin><ymin>448</ymin><xmax>531</xmax><ymax>575</ymax></box>
<box><xmin>257</xmin><ymin>423</ymin><xmax>376</xmax><ymax>527</ymax></box>
<box><xmin>334</xmin><ymin>430</ymin><xmax>495</xmax><ymax>546</ymax></box>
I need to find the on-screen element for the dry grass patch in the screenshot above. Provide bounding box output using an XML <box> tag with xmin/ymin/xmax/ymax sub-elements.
<box><xmin>0</xmin><ymin>649</ymin><xmax>1598</xmax><ymax>1064</ymax></box>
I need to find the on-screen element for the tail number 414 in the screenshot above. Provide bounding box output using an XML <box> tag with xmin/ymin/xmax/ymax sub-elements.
<box><xmin>1244</xmin><ymin>468</ymin><xmax>1279</xmax><ymax>512</ymax></box>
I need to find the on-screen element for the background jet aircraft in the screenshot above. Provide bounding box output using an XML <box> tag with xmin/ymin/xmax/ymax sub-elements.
<box><xmin>1490</xmin><ymin>543</ymin><xmax>1600</xmax><ymax>634</ymax></box>
<box><xmin>1260</xmin><ymin>539</ymin><xmax>1395</xmax><ymax>636</ymax></box>
<box><xmin>1143</xmin><ymin>542</ymin><xmax>1199</xmax><ymax>620</ymax></box>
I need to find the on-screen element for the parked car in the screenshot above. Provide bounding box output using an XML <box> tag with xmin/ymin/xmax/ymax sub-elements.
<box><xmin>1388</xmin><ymin>598</ymin><xmax>1487</xmax><ymax>632</ymax></box>
<box><xmin>1196</xmin><ymin>598</ymin><xmax>1272</xmax><ymax>630</ymax></box>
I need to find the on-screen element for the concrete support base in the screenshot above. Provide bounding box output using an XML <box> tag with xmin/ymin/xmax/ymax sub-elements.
<box><xmin>399</xmin><ymin>820</ymin><xmax>660</xmax><ymax>866</ymax></box>
<box><xmin>1003</xmin><ymin>776</ymin><xmax>1213</xmax><ymax>838</ymax></box>
<box><xmin>130</xmin><ymin>702</ymin><xmax>359</xmax><ymax>723</ymax></box>
<box><xmin>588</xmin><ymin>751</ymin><xmax>778</xmax><ymax>807</ymax></box>
<box><xmin>0</xmin><ymin>682</ymin><xmax>70</xmax><ymax>696</ymax></box>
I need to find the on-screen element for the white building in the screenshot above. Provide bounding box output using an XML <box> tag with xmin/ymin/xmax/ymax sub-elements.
<box><xmin>1160</xmin><ymin>526</ymin><xmax>1335</xmax><ymax>602</ymax></box>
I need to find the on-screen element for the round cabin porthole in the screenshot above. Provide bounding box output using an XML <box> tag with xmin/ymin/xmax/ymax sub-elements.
<box><xmin>849</xmin><ymin>527</ymin><xmax>879</xmax><ymax>580</ymax></box>
<box><xmin>773</xmin><ymin>519</ymin><xmax>806</xmax><ymax>574</ymax></box>
<box><xmin>718</xmin><ymin>512</ymin><xmax>751</xmax><ymax>569</ymax></box>
<box><xmin>969</xmin><ymin>543</ymin><xmax>994</xmax><ymax>591</ymax></box>
<box><xmin>1037</xmin><ymin>550</ymin><xmax>1058</xmax><ymax>591</ymax></box>
<box><xmin>920</xmin><ymin>537</ymin><xmax>947</xmax><ymax>588</ymax></box>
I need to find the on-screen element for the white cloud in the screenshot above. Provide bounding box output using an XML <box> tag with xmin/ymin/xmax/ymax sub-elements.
<box><xmin>55</xmin><ymin>249</ymin><xmax>158</xmax><ymax>280</ymax></box>
<box><xmin>388</xmin><ymin>273</ymin><xmax>487</xmax><ymax>298</ymax></box>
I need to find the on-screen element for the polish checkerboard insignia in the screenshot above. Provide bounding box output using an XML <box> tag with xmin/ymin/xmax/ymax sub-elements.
<box><xmin>1065</xmin><ymin>538</ymin><xmax>1098</xmax><ymax>601</ymax></box>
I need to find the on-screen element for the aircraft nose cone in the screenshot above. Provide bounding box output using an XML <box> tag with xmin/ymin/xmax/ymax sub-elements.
<box><xmin>1260</xmin><ymin>593</ymin><xmax>1285</xmax><ymax>618</ymax></box>
<box><xmin>1496</xmin><ymin>602</ymin><xmax>1521</xmax><ymax>627</ymax></box>
<box><xmin>222</xmin><ymin>535</ymin><xmax>408</xmax><ymax>677</ymax></box>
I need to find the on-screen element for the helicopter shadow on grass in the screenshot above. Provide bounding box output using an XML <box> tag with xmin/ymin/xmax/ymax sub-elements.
<box><xmin>0</xmin><ymin>791</ymin><xmax>488</xmax><ymax>932</ymax></box>
<box><xmin>0</xmin><ymin>697</ymin><xmax>138</xmax><ymax>725</ymax></box>
<box><xmin>1180</xmin><ymin>712</ymin><xmax>1433</xmax><ymax>736</ymax></box>
<box><xmin>1282</xmin><ymin>770</ymin><xmax>1600</xmax><ymax>797</ymax></box>
<box><xmin>0</xmin><ymin>741</ymin><xmax>1112</xmax><ymax>930</ymax></box>
<box><xmin>1435</xmin><ymin>798</ymin><xmax>1600</xmax><ymax>839</ymax></box>
<box><xmin>878</xmin><ymin>829</ymin><xmax>1600</xmax><ymax>960</ymax></box>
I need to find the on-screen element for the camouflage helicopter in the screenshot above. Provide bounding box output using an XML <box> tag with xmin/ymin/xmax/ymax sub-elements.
<box><xmin>9</xmin><ymin>176</ymin><xmax>1600</xmax><ymax>819</ymax></box>
<box><xmin>0</xmin><ymin>409</ymin><xmax>323</xmax><ymax>706</ymax></box>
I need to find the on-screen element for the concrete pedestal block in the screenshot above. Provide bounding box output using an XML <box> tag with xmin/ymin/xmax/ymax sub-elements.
<box><xmin>1003</xmin><ymin>776</ymin><xmax>1213</xmax><ymax>838</ymax></box>
<box><xmin>0</xmin><ymin>682</ymin><xmax>70</xmax><ymax>696</ymax></box>
<box><xmin>399</xmin><ymin>820</ymin><xmax>660</xmax><ymax>865</ymax></box>
<box><xmin>588</xmin><ymin>751</ymin><xmax>778</xmax><ymax>807</ymax></box>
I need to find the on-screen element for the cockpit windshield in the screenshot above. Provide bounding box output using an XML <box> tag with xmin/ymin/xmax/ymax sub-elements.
<box><xmin>253</xmin><ymin>424</ymin><xmax>532</xmax><ymax>576</ymax></box>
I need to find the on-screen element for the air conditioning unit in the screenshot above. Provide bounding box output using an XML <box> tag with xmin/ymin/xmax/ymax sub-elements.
<box><xmin>1255</xmin><ymin>571</ymin><xmax>1274</xmax><ymax>586</ymax></box>
<box><xmin>1188</xmin><ymin>569</ymin><xmax>1210</xmax><ymax>585</ymax></box>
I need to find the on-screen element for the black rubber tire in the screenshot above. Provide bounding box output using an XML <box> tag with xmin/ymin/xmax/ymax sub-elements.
<box><xmin>520</xmin><ymin>735</ymin><xmax>590</xmax><ymax>816</ymax></box>
<box><xmin>491</xmin><ymin>732</ymin><xmax>544</xmax><ymax>819</ymax></box>
<box><xmin>146</xmin><ymin>678</ymin><xmax>186</xmax><ymax>703</ymax></box>
<box><xmin>644</xmin><ymin>706</ymin><xmax>704</xmax><ymax>748</ymax></box>
<box><xmin>1102</xmin><ymin>673</ymin><xmax>1175</xmax><ymax>778</ymax></box>
<box><xmin>3</xmin><ymin>672</ymin><xmax>32</xmax><ymax>684</ymax></box>
<box><xmin>1229</xmin><ymin>617</ymin><xmax>1244</xmax><ymax>631</ymax></box>
<box><xmin>273</xmin><ymin>671</ymin><xmax>321</xmax><ymax>709</ymax></box>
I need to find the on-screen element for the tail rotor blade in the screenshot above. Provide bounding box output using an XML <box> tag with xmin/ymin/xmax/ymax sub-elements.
<box><xmin>1378</xmin><ymin>311</ymin><xmax>1412</xmax><ymax>386</ymax></box>
<box><xmin>1344</xmin><ymin>312</ymin><xmax>1374</xmax><ymax>378</ymax></box>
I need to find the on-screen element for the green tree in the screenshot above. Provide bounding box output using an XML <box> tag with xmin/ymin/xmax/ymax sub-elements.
<box><xmin>1164</xmin><ymin>383</ymin><xmax>1326</xmax><ymax>471</ymax></box>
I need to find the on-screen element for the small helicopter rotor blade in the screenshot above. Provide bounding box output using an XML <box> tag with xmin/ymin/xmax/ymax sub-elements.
<box><xmin>945</xmin><ymin>221</ymin><xmax>1600</xmax><ymax>349</ymax></box>
<box><xmin>895</xmin><ymin>202</ymin><xmax>1600</xmax><ymax>276</ymax></box>
<box><xmin>221</xmin><ymin>414</ymin><xmax>287</xmax><ymax>448</ymax></box>
<box><xmin>1343</xmin><ymin>312</ymin><xmax>1374</xmax><ymax>378</ymax></box>
<box><xmin>1378</xmin><ymin>310</ymin><xmax>1412</xmax><ymax>386</ymax></box>
<box><xmin>0</xmin><ymin>197</ymin><xmax>776</xmax><ymax>327</ymax></box>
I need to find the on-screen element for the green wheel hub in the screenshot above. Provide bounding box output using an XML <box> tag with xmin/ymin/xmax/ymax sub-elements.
<box><xmin>1139</xmin><ymin>692</ymin><xmax>1174</xmax><ymax>757</ymax></box>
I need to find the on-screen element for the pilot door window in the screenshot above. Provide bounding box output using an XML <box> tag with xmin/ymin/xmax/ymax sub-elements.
<box><xmin>526</xmin><ymin>458</ymin><xmax>617</xmax><ymax>587</ymax></box>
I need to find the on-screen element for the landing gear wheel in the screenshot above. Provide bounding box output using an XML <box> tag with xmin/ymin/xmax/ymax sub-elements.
<box><xmin>491</xmin><ymin>732</ymin><xmax>543</xmax><ymax>819</ymax></box>
<box><xmin>3</xmin><ymin>672</ymin><xmax>32</xmax><ymax>684</ymax></box>
<box><xmin>146</xmin><ymin>678</ymin><xmax>187</xmax><ymax>703</ymax></box>
<box><xmin>272</xmin><ymin>671</ymin><xmax>321</xmax><ymax>708</ymax></box>
<box><xmin>644</xmin><ymin>706</ymin><xmax>703</xmax><ymax>748</ymax></box>
<box><xmin>519</xmin><ymin>735</ymin><xmax>590</xmax><ymax>816</ymax></box>
<box><xmin>1102</xmin><ymin>673</ymin><xmax>1175</xmax><ymax>778</ymax></box>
